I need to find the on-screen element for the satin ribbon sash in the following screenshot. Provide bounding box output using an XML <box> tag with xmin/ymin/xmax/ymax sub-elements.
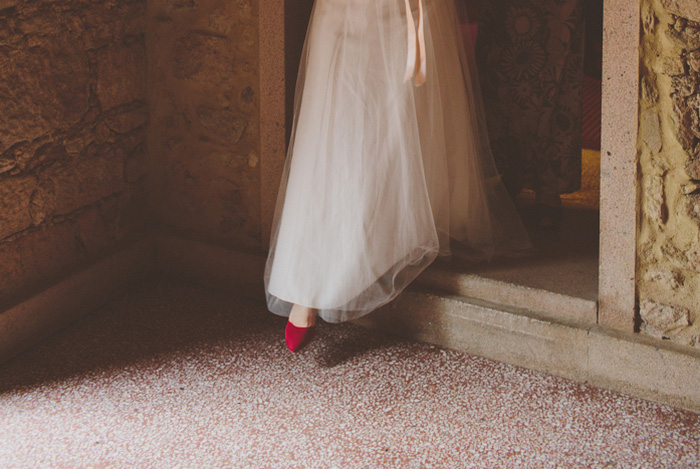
<box><xmin>404</xmin><ymin>0</ymin><xmax>427</xmax><ymax>86</ymax></box>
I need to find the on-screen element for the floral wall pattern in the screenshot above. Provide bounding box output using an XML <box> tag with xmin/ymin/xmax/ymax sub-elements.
<box><xmin>475</xmin><ymin>0</ymin><xmax>585</xmax><ymax>196</ymax></box>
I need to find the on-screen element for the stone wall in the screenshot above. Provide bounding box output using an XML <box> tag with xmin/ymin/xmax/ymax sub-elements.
<box><xmin>146</xmin><ymin>0</ymin><xmax>260</xmax><ymax>250</ymax></box>
<box><xmin>0</xmin><ymin>0</ymin><xmax>150</xmax><ymax>308</ymax></box>
<box><xmin>638</xmin><ymin>0</ymin><xmax>700</xmax><ymax>347</ymax></box>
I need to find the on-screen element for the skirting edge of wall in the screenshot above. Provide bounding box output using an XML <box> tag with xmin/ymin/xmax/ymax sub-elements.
<box><xmin>154</xmin><ymin>232</ymin><xmax>267</xmax><ymax>299</ymax></box>
<box><xmin>0</xmin><ymin>235</ymin><xmax>158</xmax><ymax>365</ymax></box>
<box><xmin>3</xmin><ymin>232</ymin><xmax>699</xmax><ymax>413</ymax></box>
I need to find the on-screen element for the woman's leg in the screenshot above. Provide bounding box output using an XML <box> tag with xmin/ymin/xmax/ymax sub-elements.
<box><xmin>288</xmin><ymin>303</ymin><xmax>318</xmax><ymax>327</ymax></box>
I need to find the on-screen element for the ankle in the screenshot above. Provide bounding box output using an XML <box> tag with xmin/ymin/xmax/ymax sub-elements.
<box><xmin>289</xmin><ymin>304</ymin><xmax>318</xmax><ymax>327</ymax></box>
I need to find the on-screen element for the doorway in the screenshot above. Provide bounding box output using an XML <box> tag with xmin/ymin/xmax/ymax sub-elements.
<box><xmin>443</xmin><ymin>0</ymin><xmax>603</xmax><ymax>313</ymax></box>
<box><xmin>261</xmin><ymin>0</ymin><xmax>639</xmax><ymax>331</ymax></box>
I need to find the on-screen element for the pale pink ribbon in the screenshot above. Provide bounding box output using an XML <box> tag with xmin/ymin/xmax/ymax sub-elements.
<box><xmin>404</xmin><ymin>0</ymin><xmax>427</xmax><ymax>86</ymax></box>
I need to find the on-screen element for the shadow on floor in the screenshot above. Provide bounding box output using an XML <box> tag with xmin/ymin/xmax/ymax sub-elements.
<box><xmin>0</xmin><ymin>277</ymin><xmax>399</xmax><ymax>394</ymax></box>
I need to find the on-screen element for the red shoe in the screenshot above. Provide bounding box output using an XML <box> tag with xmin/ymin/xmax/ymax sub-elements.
<box><xmin>285</xmin><ymin>321</ymin><xmax>316</xmax><ymax>352</ymax></box>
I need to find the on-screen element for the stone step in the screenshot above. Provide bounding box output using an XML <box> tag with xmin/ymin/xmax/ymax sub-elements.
<box><xmin>413</xmin><ymin>264</ymin><xmax>598</xmax><ymax>327</ymax></box>
<box><xmin>355</xmin><ymin>287</ymin><xmax>700</xmax><ymax>413</ymax></box>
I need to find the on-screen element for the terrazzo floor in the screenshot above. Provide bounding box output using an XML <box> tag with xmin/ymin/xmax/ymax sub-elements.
<box><xmin>0</xmin><ymin>278</ymin><xmax>698</xmax><ymax>468</ymax></box>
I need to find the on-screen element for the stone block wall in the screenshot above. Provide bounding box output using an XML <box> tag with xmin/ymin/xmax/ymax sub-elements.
<box><xmin>0</xmin><ymin>0</ymin><xmax>150</xmax><ymax>308</ymax></box>
<box><xmin>638</xmin><ymin>0</ymin><xmax>700</xmax><ymax>347</ymax></box>
<box><xmin>146</xmin><ymin>0</ymin><xmax>260</xmax><ymax>250</ymax></box>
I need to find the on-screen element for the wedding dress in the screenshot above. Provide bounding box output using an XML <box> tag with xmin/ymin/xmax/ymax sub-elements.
<box><xmin>264</xmin><ymin>0</ymin><xmax>532</xmax><ymax>323</ymax></box>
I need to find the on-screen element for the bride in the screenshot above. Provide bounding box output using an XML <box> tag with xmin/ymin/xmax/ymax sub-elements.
<box><xmin>263</xmin><ymin>0</ymin><xmax>532</xmax><ymax>352</ymax></box>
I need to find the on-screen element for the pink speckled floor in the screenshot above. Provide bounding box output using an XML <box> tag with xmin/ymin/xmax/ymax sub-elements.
<box><xmin>1</xmin><ymin>278</ymin><xmax>698</xmax><ymax>468</ymax></box>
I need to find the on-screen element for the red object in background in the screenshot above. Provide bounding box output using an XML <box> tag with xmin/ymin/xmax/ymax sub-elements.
<box><xmin>460</xmin><ymin>23</ymin><xmax>479</xmax><ymax>47</ymax></box>
<box><xmin>582</xmin><ymin>75</ymin><xmax>602</xmax><ymax>150</ymax></box>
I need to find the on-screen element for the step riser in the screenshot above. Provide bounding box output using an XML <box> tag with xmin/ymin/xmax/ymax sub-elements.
<box><xmin>415</xmin><ymin>269</ymin><xmax>598</xmax><ymax>326</ymax></box>
<box><xmin>355</xmin><ymin>290</ymin><xmax>700</xmax><ymax>413</ymax></box>
<box><xmin>0</xmin><ymin>237</ymin><xmax>156</xmax><ymax>365</ymax></box>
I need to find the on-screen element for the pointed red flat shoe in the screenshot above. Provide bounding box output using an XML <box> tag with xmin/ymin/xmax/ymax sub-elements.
<box><xmin>285</xmin><ymin>321</ymin><xmax>316</xmax><ymax>352</ymax></box>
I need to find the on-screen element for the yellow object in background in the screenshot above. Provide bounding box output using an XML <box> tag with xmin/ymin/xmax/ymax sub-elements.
<box><xmin>518</xmin><ymin>149</ymin><xmax>601</xmax><ymax>211</ymax></box>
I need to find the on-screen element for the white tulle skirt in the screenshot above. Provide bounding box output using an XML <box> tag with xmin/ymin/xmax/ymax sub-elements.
<box><xmin>264</xmin><ymin>0</ymin><xmax>532</xmax><ymax>323</ymax></box>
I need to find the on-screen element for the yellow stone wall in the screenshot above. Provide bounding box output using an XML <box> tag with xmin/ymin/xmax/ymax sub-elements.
<box><xmin>638</xmin><ymin>0</ymin><xmax>700</xmax><ymax>347</ymax></box>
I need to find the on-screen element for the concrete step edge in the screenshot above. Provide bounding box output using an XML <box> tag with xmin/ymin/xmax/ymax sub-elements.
<box><xmin>357</xmin><ymin>288</ymin><xmax>700</xmax><ymax>413</ymax></box>
<box><xmin>414</xmin><ymin>265</ymin><xmax>598</xmax><ymax>325</ymax></box>
<box><xmin>406</xmin><ymin>283</ymin><xmax>593</xmax><ymax>331</ymax></box>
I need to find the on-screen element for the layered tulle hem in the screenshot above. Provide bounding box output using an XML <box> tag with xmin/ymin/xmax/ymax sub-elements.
<box><xmin>267</xmin><ymin>243</ymin><xmax>440</xmax><ymax>323</ymax></box>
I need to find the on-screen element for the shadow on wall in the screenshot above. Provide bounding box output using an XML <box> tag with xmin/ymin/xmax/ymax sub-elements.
<box><xmin>0</xmin><ymin>1</ymin><xmax>150</xmax><ymax>310</ymax></box>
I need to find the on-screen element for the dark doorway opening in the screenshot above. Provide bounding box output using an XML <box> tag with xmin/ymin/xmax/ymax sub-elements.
<box><xmin>282</xmin><ymin>0</ymin><xmax>605</xmax><ymax>320</ymax></box>
<box><xmin>446</xmin><ymin>0</ymin><xmax>603</xmax><ymax>311</ymax></box>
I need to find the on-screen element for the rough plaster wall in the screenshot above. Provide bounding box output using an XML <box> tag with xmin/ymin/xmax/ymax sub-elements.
<box><xmin>638</xmin><ymin>0</ymin><xmax>700</xmax><ymax>347</ymax></box>
<box><xmin>0</xmin><ymin>0</ymin><xmax>150</xmax><ymax>308</ymax></box>
<box><xmin>146</xmin><ymin>0</ymin><xmax>260</xmax><ymax>250</ymax></box>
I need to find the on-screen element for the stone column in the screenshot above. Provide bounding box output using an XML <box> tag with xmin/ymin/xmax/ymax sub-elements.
<box><xmin>598</xmin><ymin>0</ymin><xmax>641</xmax><ymax>332</ymax></box>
